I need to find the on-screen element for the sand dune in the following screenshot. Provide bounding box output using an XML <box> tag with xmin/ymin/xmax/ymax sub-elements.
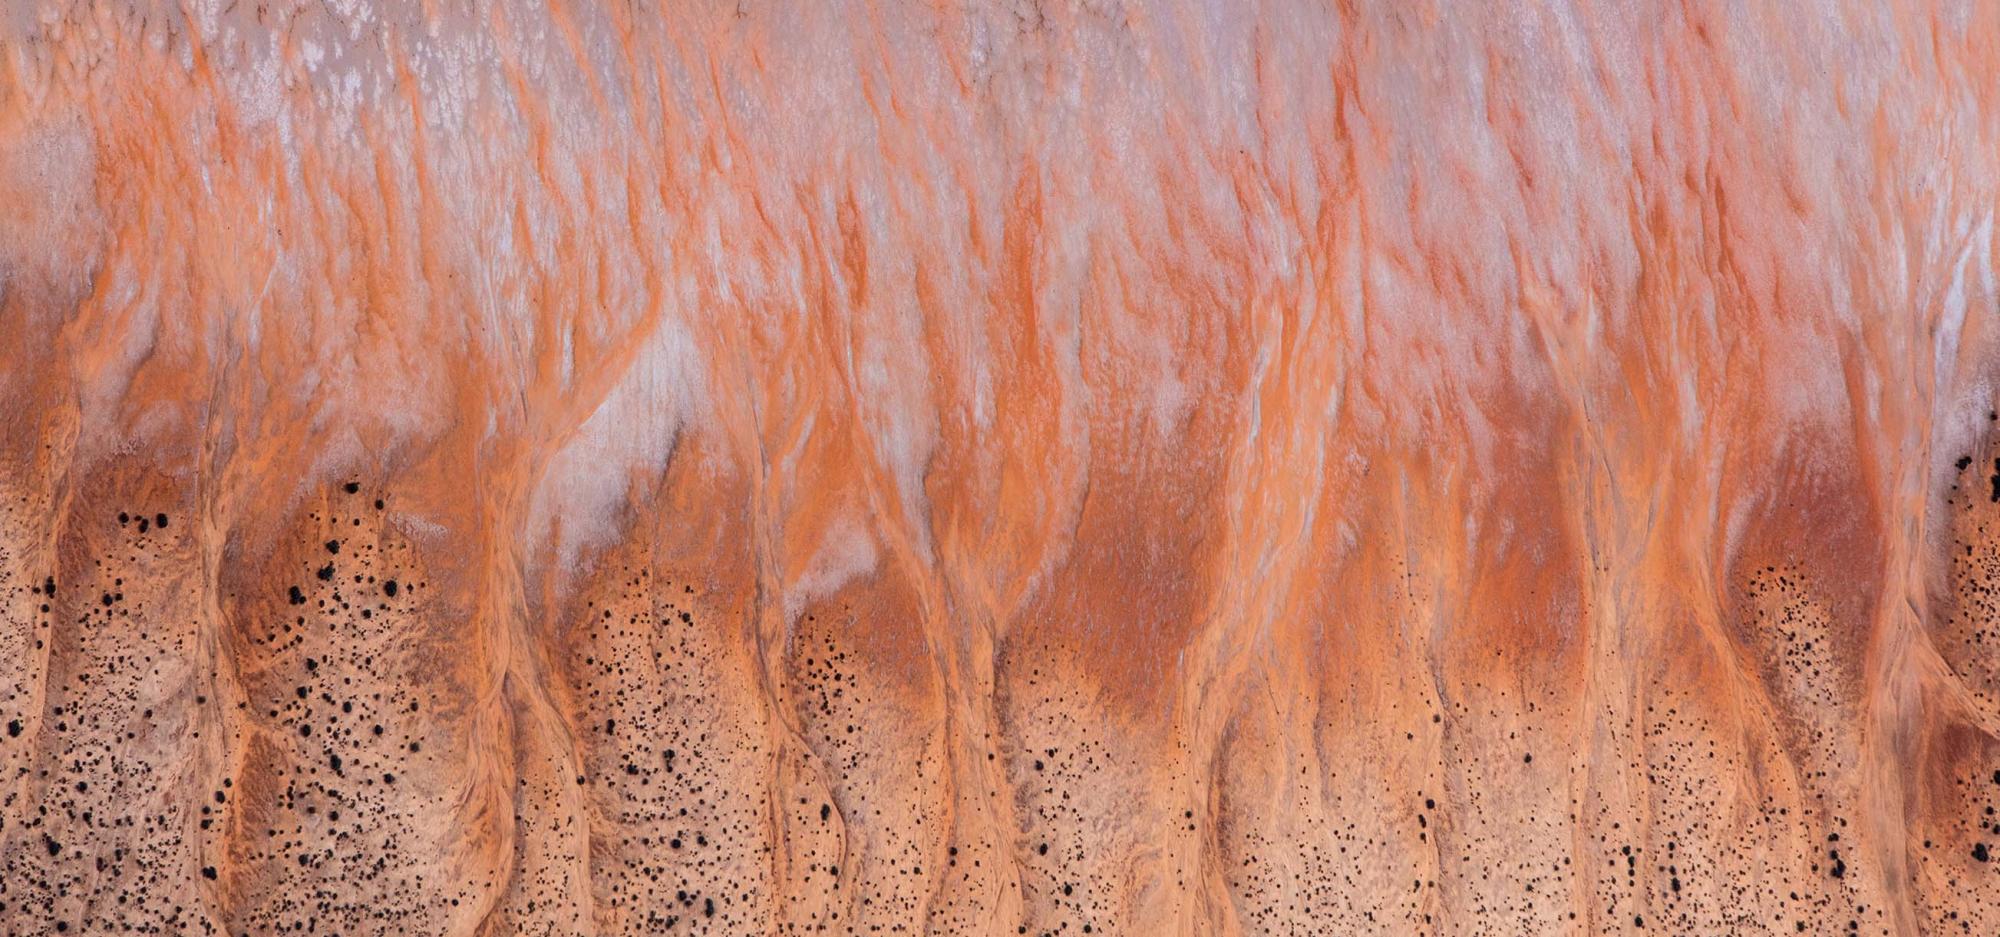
<box><xmin>3</xmin><ymin>1</ymin><xmax>2000</xmax><ymax>933</ymax></box>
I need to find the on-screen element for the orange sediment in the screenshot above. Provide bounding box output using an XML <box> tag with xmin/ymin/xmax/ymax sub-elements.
<box><xmin>2</xmin><ymin>2</ymin><xmax>1999</xmax><ymax>934</ymax></box>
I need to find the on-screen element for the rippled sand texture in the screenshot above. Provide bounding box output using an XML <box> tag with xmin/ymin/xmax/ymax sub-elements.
<box><xmin>3</xmin><ymin>1</ymin><xmax>2000</xmax><ymax>934</ymax></box>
